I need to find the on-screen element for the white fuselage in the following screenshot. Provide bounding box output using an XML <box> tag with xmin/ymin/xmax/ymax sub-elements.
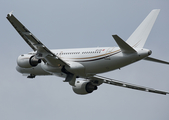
<box><xmin>16</xmin><ymin>47</ymin><xmax>151</xmax><ymax>78</ymax></box>
<box><xmin>9</xmin><ymin>9</ymin><xmax>169</xmax><ymax>95</ymax></box>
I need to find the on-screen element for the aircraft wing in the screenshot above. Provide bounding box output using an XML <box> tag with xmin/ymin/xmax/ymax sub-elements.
<box><xmin>89</xmin><ymin>75</ymin><xmax>169</xmax><ymax>95</ymax></box>
<box><xmin>7</xmin><ymin>12</ymin><xmax>69</xmax><ymax>67</ymax></box>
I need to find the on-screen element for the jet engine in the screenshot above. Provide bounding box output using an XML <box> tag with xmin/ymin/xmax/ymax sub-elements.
<box><xmin>72</xmin><ymin>81</ymin><xmax>97</xmax><ymax>95</ymax></box>
<box><xmin>17</xmin><ymin>54</ymin><xmax>41</xmax><ymax>68</ymax></box>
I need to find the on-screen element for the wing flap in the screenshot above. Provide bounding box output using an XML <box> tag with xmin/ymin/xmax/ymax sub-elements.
<box><xmin>45</xmin><ymin>55</ymin><xmax>69</xmax><ymax>66</ymax></box>
<box><xmin>90</xmin><ymin>75</ymin><xmax>169</xmax><ymax>95</ymax></box>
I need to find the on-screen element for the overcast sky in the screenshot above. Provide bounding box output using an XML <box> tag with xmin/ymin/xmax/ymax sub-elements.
<box><xmin>0</xmin><ymin>0</ymin><xmax>169</xmax><ymax>120</ymax></box>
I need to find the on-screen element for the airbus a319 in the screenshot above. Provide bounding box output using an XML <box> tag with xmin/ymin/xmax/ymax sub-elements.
<box><xmin>7</xmin><ymin>9</ymin><xmax>169</xmax><ymax>95</ymax></box>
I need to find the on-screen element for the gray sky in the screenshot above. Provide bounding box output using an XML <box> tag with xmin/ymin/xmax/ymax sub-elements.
<box><xmin>0</xmin><ymin>0</ymin><xmax>169</xmax><ymax>120</ymax></box>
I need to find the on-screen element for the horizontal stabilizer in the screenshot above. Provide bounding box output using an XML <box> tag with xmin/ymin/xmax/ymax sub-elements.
<box><xmin>112</xmin><ymin>35</ymin><xmax>136</xmax><ymax>53</ymax></box>
<box><xmin>144</xmin><ymin>57</ymin><xmax>169</xmax><ymax>65</ymax></box>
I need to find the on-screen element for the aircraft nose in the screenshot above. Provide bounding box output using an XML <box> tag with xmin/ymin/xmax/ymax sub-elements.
<box><xmin>148</xmin><ymin>50</ymin><xmax>152</xmax><ymax>55</ymax></box>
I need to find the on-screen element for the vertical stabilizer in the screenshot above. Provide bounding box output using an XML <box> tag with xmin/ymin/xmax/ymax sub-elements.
<box><xmin>126</xmin><ymin>9</ymin><xmax>160</xmax><ymax>48</ymax></box>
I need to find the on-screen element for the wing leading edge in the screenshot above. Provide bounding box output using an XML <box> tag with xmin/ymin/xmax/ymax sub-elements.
<box><xmin>7</xmin><ymin>12</ymin><xmax>69</xmax><ymax>67</ymax></box>
<box><xmin>89</xmin><ymin>75</ymin><xmax>169</xmax><ymax>95</ymax></box>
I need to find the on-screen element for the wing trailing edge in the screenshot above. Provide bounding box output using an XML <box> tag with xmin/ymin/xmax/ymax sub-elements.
<box><xmin>90</xmin><ymin>75</ymin><xmax>169</xmax><ymax>95</ymax></box>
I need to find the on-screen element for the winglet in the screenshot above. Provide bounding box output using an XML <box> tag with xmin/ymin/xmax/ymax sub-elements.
<box><xmin>7</xmin><ymin>11</ymin><xmax>14</xmax><ymax>17</ymax></box>
<box><xmin>112</xmin><ymin>35</ymin><xmax>136</xmax><ymax>53</ymax></box>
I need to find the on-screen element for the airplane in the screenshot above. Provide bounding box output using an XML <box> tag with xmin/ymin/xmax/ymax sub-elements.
<box><xmin>7</xmin><ymin>9</ymin><xmax>169</xmax><ymax>95</ymax></box>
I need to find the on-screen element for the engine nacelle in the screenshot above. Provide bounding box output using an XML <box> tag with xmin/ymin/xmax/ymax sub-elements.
<box><xmin>17</xmin><ymin>54</ymin><xmax>41</xmax><ymax>68</ymax></box>
<box><xmin>72</xmin><ymin>81</ymin><xmax>97</xmax><ymax>95</ymax></box>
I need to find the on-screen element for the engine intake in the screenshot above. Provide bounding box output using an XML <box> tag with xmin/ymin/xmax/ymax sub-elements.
<box><xmin>72</xmin><ymin>81</ymin><xmax>97</xmax><ymax>95</ymax></box>
<box><xmin>29</xmin><ymin>56</ymin><xmax>41</xmax><ymax>67</ymax></box>
<box><xmin>17</xmin><ymin>54</ymin><xmax>41</xmax><ymax>68</ymax></box>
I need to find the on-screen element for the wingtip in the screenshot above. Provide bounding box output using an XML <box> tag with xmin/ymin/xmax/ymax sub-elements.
<box><xmin>112</xmin><ymin>34</ymin><xmax>118</xmax><ymax>38</ymax></box>
<box><xmin>7</xmin><ymin>11</ymin><xmax>14</xmax><ymax>17</ymax></box>
<box><xmin>152</xmin><ymin>9</ymin><xmax>160</xmax><ymax>12</ymax></box>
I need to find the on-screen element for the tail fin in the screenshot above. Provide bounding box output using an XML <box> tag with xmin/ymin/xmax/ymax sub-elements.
<box><xmin>126</xmin><ymin>9</ymin><xmax>160</xmax><ymax>48</ymax></box>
